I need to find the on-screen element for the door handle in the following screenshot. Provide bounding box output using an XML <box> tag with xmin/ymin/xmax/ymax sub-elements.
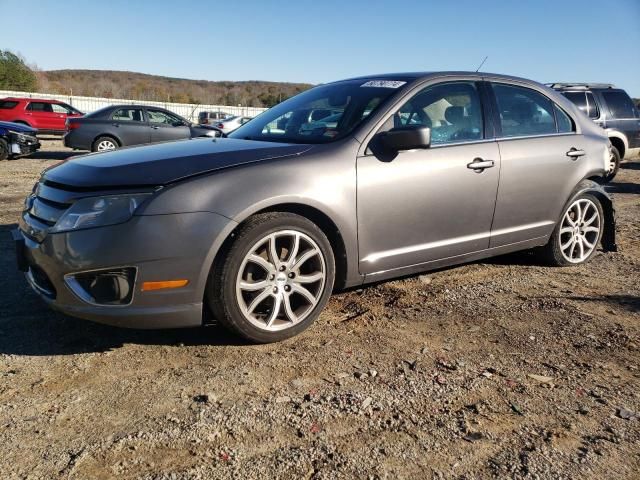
<box><xmin>151</xmin><ymin>126</ymin><xmax>159</xmax><ymax>129</ymax></box>
<box><xmin>467</xmin><ymin>158</ymin><xmax>495</xmax><ymax>171</ymax></box>
<box><xmin>112</xmin><ymin>123</ymin><xmax>120</xmax><ymax>127</ymax></box>
<box><xmin>566</xmin><ymin>148</ymin><xmax>585</xmax><ymax>159</ymax></box>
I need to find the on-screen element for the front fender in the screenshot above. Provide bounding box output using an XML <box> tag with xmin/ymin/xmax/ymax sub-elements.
<box><xmin>568</xmin><ymin>179</ymin><xmax>617</xmax><ymax>252</ymax></box>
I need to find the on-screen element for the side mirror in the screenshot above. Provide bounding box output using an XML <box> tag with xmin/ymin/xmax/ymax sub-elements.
<box><xmin>378</xmin><ymin>126</ymin><xmax>431</xmax><ymax>152</ymax></box>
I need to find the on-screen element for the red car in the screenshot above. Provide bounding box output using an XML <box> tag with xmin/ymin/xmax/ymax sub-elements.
<box><xmin>0</xmin><ymin>97</ymin><xmax>83</xmax><ymax>134</ymax></box>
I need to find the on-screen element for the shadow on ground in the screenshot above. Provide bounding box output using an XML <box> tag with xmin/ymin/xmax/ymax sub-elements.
<box><xmin>0</xmin><ymin>224</ymin><xmax>246</xmax><ymax>357</ymax></box>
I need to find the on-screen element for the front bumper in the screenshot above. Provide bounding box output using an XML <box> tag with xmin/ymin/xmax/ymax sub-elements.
<box><xmin>9</xmin><ymin>132</ymin><xmax>40</xmax><ymax>156</ymax></box>
<box><xmin>13</xmin><ymin>211</ymin><xmax>235</xmax><ymax>329</ymax></box>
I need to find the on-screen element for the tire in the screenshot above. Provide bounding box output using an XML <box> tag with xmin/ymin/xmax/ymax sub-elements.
<box><xmin>92</xmin><ymin>136</ymin><xmax>119</xmax><ymax>152</ymax></box>
<box><xmin>602</xmin><ymin>146</ymin><xmax>621</xmax><ymax>183</ymax></box>
<box><xmin>539</xmin><ymin>193</ymin><xmax>604</xmax><ymax>267</ymax></box>
<box><xmin>208</xmin><ymin>212</ymin><xmax>336</xmax><ymax>343</ymax></box>
<box><xmin>0</xmin><ymin>138</ymin><xmax>9</xmax><ymax>161</ymax></box>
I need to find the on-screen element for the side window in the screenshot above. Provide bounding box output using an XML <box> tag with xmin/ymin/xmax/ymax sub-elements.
<box><xmin>562</xmin><ymin>92</ymin><xmax>588</xmax><ymax>116</ymax></box>
<box><xmin>585</xmin><ymin>92</ymin><xmax>600</xmax><ymax>119</ymax></box>
<box><xmin>147</xmin><ymin>109</ymin><xmax>181</xmax><ymax>125</ymax></box>
<box><xmin>601</xmin><ymin>91</ymin><xmax>636</xmax><ymax>119</ymax></box>
<box><xmin>493</xmin><ymin>84</ymin><xmax>556</xmax><ymax>137</ymax></box>
<box><xmin>554</xmin><ymin>104</ymin><xmax>574</xmax><ymax>133</ymax></box>
<box><xmin>0</xmin><ymin>101</ymin><xmax>18</xmax><ymax>109</ymax></box>
<box><xmin>51</xmin><ymin>103</ymin><xmax>72</xmax><ymax>114</ymax></box>
<box><xmin>389</xmin><ymin>81</ymin><xmax>483</xmax><ymax>145</ymax></box>
<box><xmin>112</xmin><ymin>108</ymin><xmax>144</xmax><ymax>122</ymax></box>
<box><xmin>27</xmin><ymin>102</ymin><xmax>53</xmax><ymax>113</ymax></box>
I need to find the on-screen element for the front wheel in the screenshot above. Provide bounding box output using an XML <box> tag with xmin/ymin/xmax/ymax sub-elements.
<box><xmin>208</xmin><ymin>213</ymin><xmax>335</xmax><ymax>343</ymax></box>
<box><xmin>602</xmin><ymin>146</ymin><xmax>621</xmax><ymax>183</ymax></box>
<box><xmin>540</xmin><ymin>194</ymin><xmax>604</xmax><ymax>266</ymax></box>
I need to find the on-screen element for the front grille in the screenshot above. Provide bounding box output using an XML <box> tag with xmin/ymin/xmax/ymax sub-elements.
<box><xmin>20</xmin><ymin>181</ymin><xmax>75</xmax><ymax>242</ymax></box>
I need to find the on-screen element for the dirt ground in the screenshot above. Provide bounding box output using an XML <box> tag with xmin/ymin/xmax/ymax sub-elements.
<box><xmin>1</xmin><ymin>139</ymin><xmax>639</xmax><ymax>479</ymax></box>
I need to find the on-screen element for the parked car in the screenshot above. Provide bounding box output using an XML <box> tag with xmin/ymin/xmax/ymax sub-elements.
<box><xmin>64</xmin><ymin>105</ymin><xmax>223</xmax><ymax>151</ymax></box>
<box><xmin>198</xmin><ymin>111</ymin><xmax>232</xmax><ymax>125</ymax></box>
<box><xmin>0</xmin><ymin>97</ymin><xmax>83</xmax><ymax>135</ymax></box>
<box><xmin>549</xmin><ymin>83</ymin><xmax>640</xmax><ymax>182</ymax></box>
<box><xmin>0</xmin><ymin>121</ymin><xmax>40</xmax><ymax>160</ymax></box>
<box><xmin>14</xmin><ymin>72</ymin><xmax>615</xmax><ymax>343</ymax></box>
<box><xmin>214</xmin><ymin>115</ymin><xmax>253</xmax><ymax>134</ymax></box>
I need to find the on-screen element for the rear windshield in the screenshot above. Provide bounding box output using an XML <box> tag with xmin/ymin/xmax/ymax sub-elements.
<box><xmin>0</xmin><ymin>101</ymin><xmax>18</xmax><ymax>109</ymax></box>
<box><xmin>229</xmin><ymin>79</ymin><xmax>406</xmax><ymax>144</ymax></box>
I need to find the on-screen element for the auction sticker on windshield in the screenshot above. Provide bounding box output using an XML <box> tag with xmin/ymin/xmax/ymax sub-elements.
<box><xmin>361</xmin><ymin>80</ymin><xmax>406</xmax><ymax>88</ymax></box>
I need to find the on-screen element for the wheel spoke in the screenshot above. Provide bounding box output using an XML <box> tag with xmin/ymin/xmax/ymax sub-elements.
<box><xmin>583</xmin><ymin>213</ymin><xmax>598</xmax><ymax>226</ymax></box>
<box><xmin>292</xmin><ymin>284</ymin><xmax>316</xmax><ymax>305</ymax></box>
<box><xmin>239</xmin><ymin>279</ymin><xmax>269</xmax><ymax>291</ymax></box>
<box><xmin>287</xmin><ymin>233</ymin><xmax>300</xmax><ymax>266</ymax></box>
<box><xmin>569</xmin><ymin>239</ymin><xmax>577</xmax><ymax>259</ymax></box>
<box><xmin>246</xmin><ymin>288</ymin><xmax>271</xmax><ymax>314</ymax></box>
<box><xmin>292</xmin><ymin>248</ymin><xmax>319</xmax><ymax>271</ymax></box>
<box><xmin>560</xmin><ymin>226</ymin><xmax>574</xmax><ymax>235</ymax></box>
<box><xmin>266</xmin><ymin>294</ymin><xmax>282</xmax><ymax>327</ymax></box>
<box><xmin>296</xmin><ymin>272</ymin><xmax>324</xmax><ymax>284</ymax></box>
<box><xmin>247</xmin><ymin>254</ymin><xmax>274</xmax><ymax>273</ymax></box>
<box><xmin>575</xmin><ymin>203</ymin><xmax>583</xmax><ymax>223</ymax></box>
<box><xmin>561</xmin><ymin>236</ymin><xmax>575</xmax><ymax>250</ymax></box>
<box><xmin>283</xmin><ymin>294</ymin><xmax>298</xmax><ymax>323</ymax></box>
<box><xmin>268</xmin><ymin>235</ymin><xmax>280</xmax><ymax>266</ymax></box>
<box><xmin>583</xmin><ymin>226</ymin><xmax>600</xmax><ymax>234</ymax></box>
<box><xmin>564</xmin><ymin>212</ymin><xmax>576</xmax><ymax>227</ymax></box>
<box><xmin>582</xmin><ymin>236</ymin><xmax>595</xmax><ymax>249</ymax></box>
<box><xmin>576</xmin><ymin>237</ymin><xmax>585</xmax><ymax>259</ymax></box>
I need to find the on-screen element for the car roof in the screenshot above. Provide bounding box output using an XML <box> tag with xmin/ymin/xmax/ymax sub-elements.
<box><xmin>337</xmin><ymin>71</ymin><xmax>538</xmax><ymax>85</ymax></box>
<box><xmin>3</xmin><ymin>97</ymin><xmax>66</xmax><ymax>103</ymax></box>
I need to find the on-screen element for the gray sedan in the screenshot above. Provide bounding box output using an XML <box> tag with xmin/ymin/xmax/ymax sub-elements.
<box><xmin>16</xmin><ymin>72</ymin><xmax>615</xmax><ymax>343</ymax></box>
<box><xmin>63</xmin><ymin>105</ymin><xmax>222</xmax><ymax>152</ymax></box>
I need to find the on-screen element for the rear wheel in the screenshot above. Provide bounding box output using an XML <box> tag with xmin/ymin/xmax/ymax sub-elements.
<box><xmin>92</xmin><ymin>136</ymin><xmax>118</xmax><ymax>152</ymax></box>
<box><xmin>0</xmin><ymin>138</ymin><xmax>9</xmax><ymax>160</ymax></box>
<box><xmin>540</xmin><ymin>194</ymin><xmax>604</xmax><ymax>266</ymax></box>
<box><xmin>602</xmin><ymin>146</ymin><xmax>620</xmax><ymax>183</ymax></box>
<box><xmin>208</xmin><ymin>212</ymin><xmax>335</xmax><ymax>343</ymax></box>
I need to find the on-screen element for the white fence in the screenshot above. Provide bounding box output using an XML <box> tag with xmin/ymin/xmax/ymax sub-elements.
<box><xmin>0</xmin><ymin>90</ymin><xmax>268</xmax><ymax>122</ymax></box>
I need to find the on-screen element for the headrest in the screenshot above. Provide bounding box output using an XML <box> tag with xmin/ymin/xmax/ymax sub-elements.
<box><xmin>445</xmin><ymin>106</ymin><xmax>464</xmax><ymax>124</ymax></box>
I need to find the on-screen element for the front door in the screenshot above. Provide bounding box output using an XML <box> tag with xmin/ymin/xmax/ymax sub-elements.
<box><xmin>146</xmin><ymin>109</ymin><xmax>191</xmax><ymax>143</ymax></box>
<box><xmin>357</xmin><ymin>81</ymin><xmax>500</xmax><ymax>275</ymax></box>
<box><xmin>25</xmin><ymin>101</ymin><xmax>57</xmax><ymax>130</ymax></box>
<box><xmin>109</xmin><ymin>107</ymin><xmax>150</xmax><ymax>146</ymax></box>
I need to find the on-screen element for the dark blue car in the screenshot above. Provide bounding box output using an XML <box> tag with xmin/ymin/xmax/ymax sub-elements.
<box><xmin>0</xmin><ymin>121</ymin><xmax>40</xmax><ymax>160</ymax></box>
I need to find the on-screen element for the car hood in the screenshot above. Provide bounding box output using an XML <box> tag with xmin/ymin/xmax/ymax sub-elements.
<box><xmin>0</xmin><ymin>120</ymin><xmax>37</xmax><ymax>134</ymax></box>
<box><xmin>43</xmin><ymin>138</ymin><xmax>313</xmax><ymax>188</ymax></box>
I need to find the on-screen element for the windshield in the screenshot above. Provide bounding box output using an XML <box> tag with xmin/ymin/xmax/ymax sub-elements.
<box><xmin>229</xmin><ymin>80</ymin><xmax>406</xmax><ymax>144</ymax></box>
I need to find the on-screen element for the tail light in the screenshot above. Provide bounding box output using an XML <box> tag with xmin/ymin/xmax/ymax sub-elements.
<box><xmin>216</xmin><ymin>123</ymin><xmax>224</xmax><ymax>129</ymax></box>
<box><xmin>66</xmin><ymin>119</ymin><xmax>81</xmax><ymax>131</ymax></box>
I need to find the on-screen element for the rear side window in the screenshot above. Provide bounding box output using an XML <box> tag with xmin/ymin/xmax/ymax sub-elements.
<box><xmin>602</xmin><ymin>91</ymin><xmax>637</xmax><ymax>118</ymax></box>
<box><xmin>585</xmin><ymin>92</ymin><xmax>600</xmax><ymax>119</ymax></box>
<box><xmin>493</xmin><ymin>84</ymin><xmax>556</xmax><ymax>137</ymax></box>
<box><xmin>0</xmin><ymin>101</ymin><xmax>18</xmax><ymax>109</ymax></box>
<box><xmin>563</xmin><ymin>92</ymin><xmax>588</xmax><ymax>115</ymax></box>
<box><xmin>27</xmin><ymin>102</ymin><xmax>53</xmax><ymax>112</ymax></box>
<box><xmin>554</xmin><ymin>104</ymin><xmax>574</xmax><ymax>133</ymax></box>
<box><xmin>112</xmin><ymin>108</ymin><xmax>144</xmax><ymax>122</ymax></box>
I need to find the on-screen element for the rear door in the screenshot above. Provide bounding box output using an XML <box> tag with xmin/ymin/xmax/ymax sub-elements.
<box><xmin>357</xmin><ymin>80</ymin><xmax>501</xmax><ymax>275</ymax></box>
<box><xmin>488</xmin><ymin>81</ymin><xmax>586</xmax><ymax>247</ymax></box>
<box><xmin>600</xmin><ymin>90</ymin><xmax>640</xmax><ymax>151</ymax></box>
<box><xmin>25</xmin><ymin>102</ymin><xmax>56</xmax><ymax>130</ymax></box>
<box><xmin>146</xmin><ymin>108</ymin><xmax>190</xmax><ymax>143</ymax></box>
<box><xmin>109</xmin><ymin>107</ymin><xmax>150</xmax><ymax>146</ymax></box>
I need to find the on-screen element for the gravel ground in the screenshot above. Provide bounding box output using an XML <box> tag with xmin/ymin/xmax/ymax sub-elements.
<box><xmin>1</xmin><ymin>139</ymin><xmax>639</xmax><ymax>479</ymax></box>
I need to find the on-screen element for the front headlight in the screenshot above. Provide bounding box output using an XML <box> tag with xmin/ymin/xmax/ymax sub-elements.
<box><xmin>9</xmin><ymin>130</ymin><xmax>28</xmax><ymax>143</ymax></box>
<box><xmin>50</xmin><ymin>194</ymin><xmax>151</xmax><ymax>233</ymax></box>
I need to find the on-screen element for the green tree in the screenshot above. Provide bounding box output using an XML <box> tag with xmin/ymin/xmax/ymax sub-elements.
<box><xmin>0</xmin><ymin>50</ymin><xmax>38</xmax><ymax>91</ymax></box>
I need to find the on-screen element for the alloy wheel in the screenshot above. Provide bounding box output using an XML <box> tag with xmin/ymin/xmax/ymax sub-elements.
<box><xmin>97</xmin><ymin>140</ymin><xmax>117</xmax><ymax>151</ymax></box>
<box><xmin>558</xmin><ymin>198</ymin><xmax>601</xmax><ymax>263</ymax></box>
<box><xmin>235</xmin><ymin>230</ymin><xmax>326</xmax><ymax>331</ymax></box>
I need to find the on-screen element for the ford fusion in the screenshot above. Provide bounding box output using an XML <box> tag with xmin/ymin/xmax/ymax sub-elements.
<box><xmin>14</xmin><ymin>72</ymin><xmax>616</xmax><ymax>343</ymax></box>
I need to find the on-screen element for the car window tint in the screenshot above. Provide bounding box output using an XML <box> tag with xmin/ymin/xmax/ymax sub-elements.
<box><xmin>148</xmin><ymin>109</ymin><xmax>181</xmax><ymax>124</ymax></box>
<box><xmin>601</xmin><ymin>91</ymin><xmax>636</xmax><ymax>118</ymax></box>
<box><xmin>392</xmin><ymin>81</ymin><xmax>483</xmax><ymax>145</ymax></box>
<box><xmin>585</xmin><ymin>92</ymin><xmax>600</xmax><ymax>119</ymax></box>
<box><xmin>0</xmin><ymin>101</ymin><xmax>18</xmax><ymax>109</ymax></box>
<box><xmin>27</xmin><ymin>102</ymin><xmax>53</xmax><ymax>113</ymax></box>
<box><xmin>112</xmin><ymin>108</ymin><xmax>144</xmax><ymax>122</ymax></box>
<box><xmin>493</xmin><ymin>84</ymin><xmax>556</xmax><ymax>137</ymax></box>
<box><xmin>554</xmin><ymin>104</ymin><xmax>574</xmax><ymax>133</ymax></box>
<box><xmin>562</xmin><ymin>92</ymin><xmax>588</xmax><ymax>116</ymax></box>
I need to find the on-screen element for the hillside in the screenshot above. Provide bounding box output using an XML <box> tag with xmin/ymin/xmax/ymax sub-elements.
<box><xmin>37</xmin><ymin>70</ymin><xmax>313</xmax><ymax>107</ymax></box>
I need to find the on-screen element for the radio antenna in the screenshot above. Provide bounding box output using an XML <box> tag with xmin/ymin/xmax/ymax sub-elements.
<box><xmin>475</xmin><ymin>56</ymin><xmax>488</xmax><ymax>72</ymax></box>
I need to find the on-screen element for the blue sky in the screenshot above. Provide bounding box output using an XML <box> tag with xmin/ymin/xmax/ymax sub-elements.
<box><xmin>1</xmin><ymin>0</ymin><xmax>639</xmax><ymax>95</ymax></box>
